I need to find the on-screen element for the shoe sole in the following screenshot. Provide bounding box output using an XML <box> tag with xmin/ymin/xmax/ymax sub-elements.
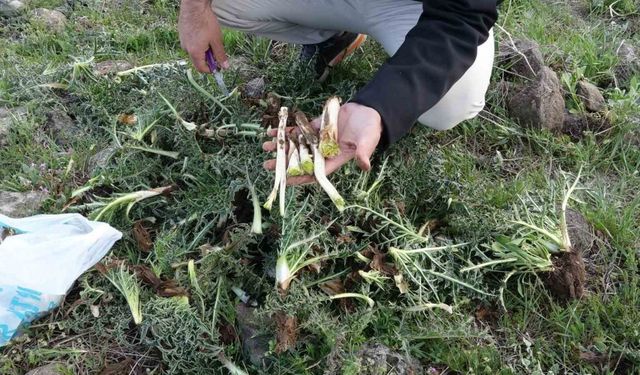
<box><xmin>318</xmin><ymin>34</ymin><xmax>368</xmax><ymax>82</ymax></box>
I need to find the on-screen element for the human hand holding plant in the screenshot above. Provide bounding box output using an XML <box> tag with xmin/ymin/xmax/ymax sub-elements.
<box><xmin>263</xmin><ymin>102</ymin><xmax>383</xmax><ymax>186</ymax></box>
<box><xmin>178</xmin><ymin>0</ymin><xmax>229</xmax><ymax>73</ymax></box>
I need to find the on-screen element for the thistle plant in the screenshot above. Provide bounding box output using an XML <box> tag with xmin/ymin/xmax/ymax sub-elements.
<box><xmin>275</xmin><ymin>198</ymin><xmax>335</xmax><ymax>291</ymax></box>
<box><xmin>105</xmin><ymin>265</ymin><xmax>142</xmax><ymax>324</ymax></box>
<box><xmin>91</xmin><ymin>185</ymin><xmax>172</xmax><ymax>222</ymax></box>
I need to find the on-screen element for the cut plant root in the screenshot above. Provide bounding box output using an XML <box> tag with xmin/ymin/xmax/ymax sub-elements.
<box><xmin>263</xmin><ymin>106</ymin><xmax>288</xmax><ymax>216</ymax></box>
<box><xmin>544</xmin><ymin>250</ymin><xmax>586</xmax><ymax>301</ymax></box>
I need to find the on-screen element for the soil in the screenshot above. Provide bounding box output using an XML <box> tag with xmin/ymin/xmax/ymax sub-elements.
<box><xmin>232</xmin><ymin>188</ymin><xmax>254</xmax><ymax>224</ymax></box>
<box><xmin>545</xmin><ymin>250</ymin><xmax>586</xmax><ymax>301</ymax></box>
<box><xmin>544</xmin><ymin>209</ymin><xmax>594</xmax><ymax>301</ymax></box>
<box><xmin>274</xmin><ymin>311</ymin><xmax>298</xmax><ymax>354</ymax></box>
<box><xmin>562</xmin><ymin>111</ymin><xmax>612</xmax><ymax>141</ymax></box>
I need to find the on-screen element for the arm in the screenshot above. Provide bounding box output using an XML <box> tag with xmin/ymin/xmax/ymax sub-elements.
<box><xmin>352</xmin><ymin>0</ymin><xmax>498</xmax><ymax>148</ymax></box>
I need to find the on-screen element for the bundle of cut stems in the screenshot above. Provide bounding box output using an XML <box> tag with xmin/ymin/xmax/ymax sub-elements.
<box><xmin>295</xmin><ymin>106</ymin><xmax>345</xmax><ymax>212</ymax></box>
<box><xmin>264</xmin><ymin>98</ymin><xmax>346</xmax><ymax>215</ymax></box>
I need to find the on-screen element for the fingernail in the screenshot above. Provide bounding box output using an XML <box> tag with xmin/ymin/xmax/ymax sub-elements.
<box><xmin>221</xmin><ymin>60</ymin><xmax>230</xmax><ymax>69</ymax></box>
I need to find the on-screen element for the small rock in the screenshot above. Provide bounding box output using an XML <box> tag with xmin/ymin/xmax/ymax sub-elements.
<box><xmin>243</xmin><ymin>77</ymin><xmax>265</xmax><ymax>98</ymax></box>
<box><xmin>87</xmin><ymin>145</ymin><xmax>118</xmax><ymax>172</ymax></box>
<box><xmin>576</xmin><ymin>80</ymin><xmax>606</xmax><ymax>112</ymax></box>
<box><xmin>0</xmin><ymin>0</ymin><xmax>25</xmax><ymax>17</ymax></box>
<box><xmin>497</xmin><ymin>38</ymin><xmax>545</xmax><ymax>80</ymax></box>
<box><xmin>563</xmin><ymin>111</ymin><xmax>612</xmax><ymax>140</ymax></box>
<box><xmin>43</xmin><ymin>109</ymin><xmax>79</xmax><ymax>147</ymax></box>
<box><xmin>32</xmin><ymin>8</ymin><xmax>67</xmax><ymax>33</ymax></box>
<box><xmin>508</xmin><ymin>66</ymin><xmax>565</xmax><ymax>131</ymax></box>
<box><xmin>353</xmin><ymin>343</ymin><xmax>423</xmax><ymax>375</ymax></box>
<box><xmin>0</xmin><ymin>191</ymin><xmax>48</xmax><ymax>217</ymax></box>
<box><xmin>562</xmin><ymin>111</ymin><xmax>588</xmax><ymax>141</ymax></box>
<box><xmin>0</xmin><ymin>107</ymin><xmax>26</xmax><ymax>147</ymax></box>
<box><xmin>228</xmin><ymin>55</ymin><xmax>259</xmax><ymax>82</ymax></box>
<box><xmin>614</xmin><ymin>41</ymin><xmax>639</xmax><ymax>88</ymax></box>
<box><xmin>25</xmin><ymin>364</ymin><xmax>64</xmax><ymax>375</ymax></box>
<box><xmin>94</xmin><ymin>60</ymin><xmax>134</xmax><ymax>76</ymax></box>
<box><xmin>235</xmin><ymin>303</ymin><xmax>271</xmax><ymax>367</ymax></box>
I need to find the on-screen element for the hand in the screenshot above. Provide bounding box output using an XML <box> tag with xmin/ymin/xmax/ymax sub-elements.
<box><xmin>263</xmin><ymin>102</ymin><xmax>383</xmax><ymax>185</ymax></box>
<box><xmin>178</xmin><ymin>0</ymin><xmax>229</xmax><ymax>73</ymax></box>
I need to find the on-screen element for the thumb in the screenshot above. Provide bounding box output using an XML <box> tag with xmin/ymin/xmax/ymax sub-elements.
<box><xmin>355</xmin><ymin>147</ymin><xmax>372</xmax><ymax>171</ymax></box>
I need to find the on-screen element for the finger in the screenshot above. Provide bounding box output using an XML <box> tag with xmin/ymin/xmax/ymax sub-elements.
<box><xmin>310</xmin><ymin>117</ymin><xmax>321</xmax><ymax>130</ymax></box>
<box><xmin>287</xmin><ymin>175</ymin><xmax>316</xmax><ymax>186</ymax></box>
<box><xmin>189</xmin><ymin>52</ymin><xmax>210</xmax><ymax>73</ymax></box>
<box><xmin>263</xmin><ymin>159</ymin><xmax>276</xmax><ymax>171</ymax></box>
<box><xmin>355</xmin><ymin>148</ymin><xmax>372</xmax><ymax>171</ymax></box>
<box><xmin>266</xmin><ymin>126</ymin><xmax>297</xmax><ymax>137</ymax></box>
<box><xmin>262</xmin><ymin>140</ymin><xmax>276</xmax><ymax>152</ymax></box>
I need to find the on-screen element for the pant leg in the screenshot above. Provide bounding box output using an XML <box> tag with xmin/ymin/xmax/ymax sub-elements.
<box><xmin>211</xmin><ymin>0</ymin><xmax>367</xmax><ymax>45</ymax></box>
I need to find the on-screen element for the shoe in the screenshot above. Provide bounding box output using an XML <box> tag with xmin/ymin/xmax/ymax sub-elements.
<box><xmin>300</xmin><ymin>32</ymin><xmax>367</xmax><ymax>82</ymax></box>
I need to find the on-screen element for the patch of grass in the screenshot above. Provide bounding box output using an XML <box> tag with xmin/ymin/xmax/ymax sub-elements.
<box><xmin>0</xmin><ymin>0</ymin><xmax>638</xmax><ymax>374</ymax></box>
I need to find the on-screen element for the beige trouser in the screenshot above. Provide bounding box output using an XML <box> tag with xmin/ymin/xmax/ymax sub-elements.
<box><xmin>212</xmin><ymin>0</ymin><xmax>494</xmax><ymax>131</ymax></box>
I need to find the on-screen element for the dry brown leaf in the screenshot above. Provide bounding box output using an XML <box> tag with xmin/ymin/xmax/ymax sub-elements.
<box><xmin>156</xmin><ymin>280</ymin><xmax>189</xmax><ymax>298</ymax></box>
<box><xmin>370</xmin><ymin>251</ymin><xmax>397</xmax><ymax>276</ymax></box>
<box><xmin>132</xmin><ymin>220</ymin><xmax>153</xmax><ymax>252</ymax></box>
<box><xmin>117</xmin><ymin>113</ymin><xmax>137</xmax><ymax>125</ymax></box>
<box><xmin>319</xmin><ymin>278</ymin><xmax>345</xmax><ymax>296</ymax></box>
<box><xmin>274</xmin><ymin>311</ymin><xmax>298</xmax><ymax>354</ymax></box>
<box><xmin>218</xmin><ymin>320</ymin><xmax>237</xmax><ymax>345</ymax></box>
<box><xmin>132</xmin><ymin>264</ymin><xmax>162</xmax><ymax>288</ymax></box>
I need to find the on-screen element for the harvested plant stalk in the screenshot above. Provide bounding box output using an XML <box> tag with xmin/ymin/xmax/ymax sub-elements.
<box><xmin>298</xmin><ymin>134</ymin><xmax>314</xmax><ymax>175</ymax></box>
<box><xmin>319</xmin><ymin>96</ymin><xmax>341</xmax><ymax>158</ymax></box>
<box><xmin>295</xmin><ymin>110</ymin><xmax>346</xmax><ymax>212</ymax></box>
<box><xmin>263</xmin><ymin>107</ymin><xmax>288</xmax><ymax>217</ymax></box>
<box><xmin>287</xmin><ymin>139</ymin><xmax>303</xmax><ymax>176</ymax></box>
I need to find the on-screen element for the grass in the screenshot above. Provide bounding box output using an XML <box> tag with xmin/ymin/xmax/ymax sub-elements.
<box><xmin>0</xmin><ymin>0</ymin><xmax>639</xmax><ymax>374</ymax></box>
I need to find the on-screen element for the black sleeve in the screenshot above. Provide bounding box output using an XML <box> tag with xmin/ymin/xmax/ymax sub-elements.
<box><xmin>351</xmin><ymin>0</ymin><xmax>498</xmax><ymax>148</ymax></box>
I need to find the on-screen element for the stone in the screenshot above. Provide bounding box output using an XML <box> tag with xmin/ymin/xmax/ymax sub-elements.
<box><xmin>228</xmin><ymin>55</ymin><xmax>259</xmax><ymax>82</ymax></box>
<box><xmin>0</xmin><ymin>0</ymin><xmax>25</xmax><ymax>17</ymax></box>
<box><xmin>25</xmin><ymin>364</ymin><xmax>64</xmax><ymax>375</ymax></box>
<box><xmin>614</xmin><ymin>41</ymin><xmax>639</xmax><ymax>88</ymax></box>
<box><xmin>43</xmin><ymin>109</ymin><xmax>79</xmax><ymax>147</ymax></box>
<box><xmin>353</xmin><ymin>343</ymin><xmax>423</xmax><ymax>375</ymax></box>
<box><xmin>243</xmin><ymin>77</ymin><xmax>265</xmax><ymax>98</ymax></box>
<box><xmin>94</xmin><ymin>60</ymin><xmax>134</xmax><ymax>76</ymax></box>
<box><xmin>497</xmin><ymin>38</ymin><xmax>545</xmax><ymax>80</ymax></box>
<box><xmin>576</xmin><ymin>80</ymin><xmax>606</xmax><ymax>112</ymax></box>
<box><xmin>0</xmin><ymin>191</ymin><xmax>48</xmax><ymax>217</ymax></box>
<box><xmin>32</xmin><ymin>8</ymin><xmax>67</xmax><ymax>33</ymax></box>
<box><xmin>87</xmin><ymin>144</ymin><xmax>118</xmax><ymax>172</ymax></box>
<box><xmin>508</xmin><ymin>66</ymin><xmax>565</xmax><ymax>131</ymax></box>
<box><xmin>235</xmin><ymin>303</ymin><xmax>271</xmax><ymax>367</ymax></box>
<box><xmin>0</xmin><ymin>107</ymin><xmax>26</xmax><ymax>148</ymax></box>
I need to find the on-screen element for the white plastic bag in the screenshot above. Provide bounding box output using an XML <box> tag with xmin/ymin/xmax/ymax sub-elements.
<box><xmin>0</xmin><ymin>213</ymin><xmax>122</xmax><ymax>346</ymax></box>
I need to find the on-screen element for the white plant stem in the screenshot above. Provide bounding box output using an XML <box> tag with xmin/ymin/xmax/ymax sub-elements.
<box><xmin>263</xmin><ymin>107</ymin><xmax>288</xmax><ymax>216</ymax></box>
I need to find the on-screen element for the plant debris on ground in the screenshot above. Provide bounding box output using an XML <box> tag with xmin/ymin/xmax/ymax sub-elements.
<box><xmin>0</xmin><ymin>0</ymin><xmax>638</xmax><ymax>374</ymax></box>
